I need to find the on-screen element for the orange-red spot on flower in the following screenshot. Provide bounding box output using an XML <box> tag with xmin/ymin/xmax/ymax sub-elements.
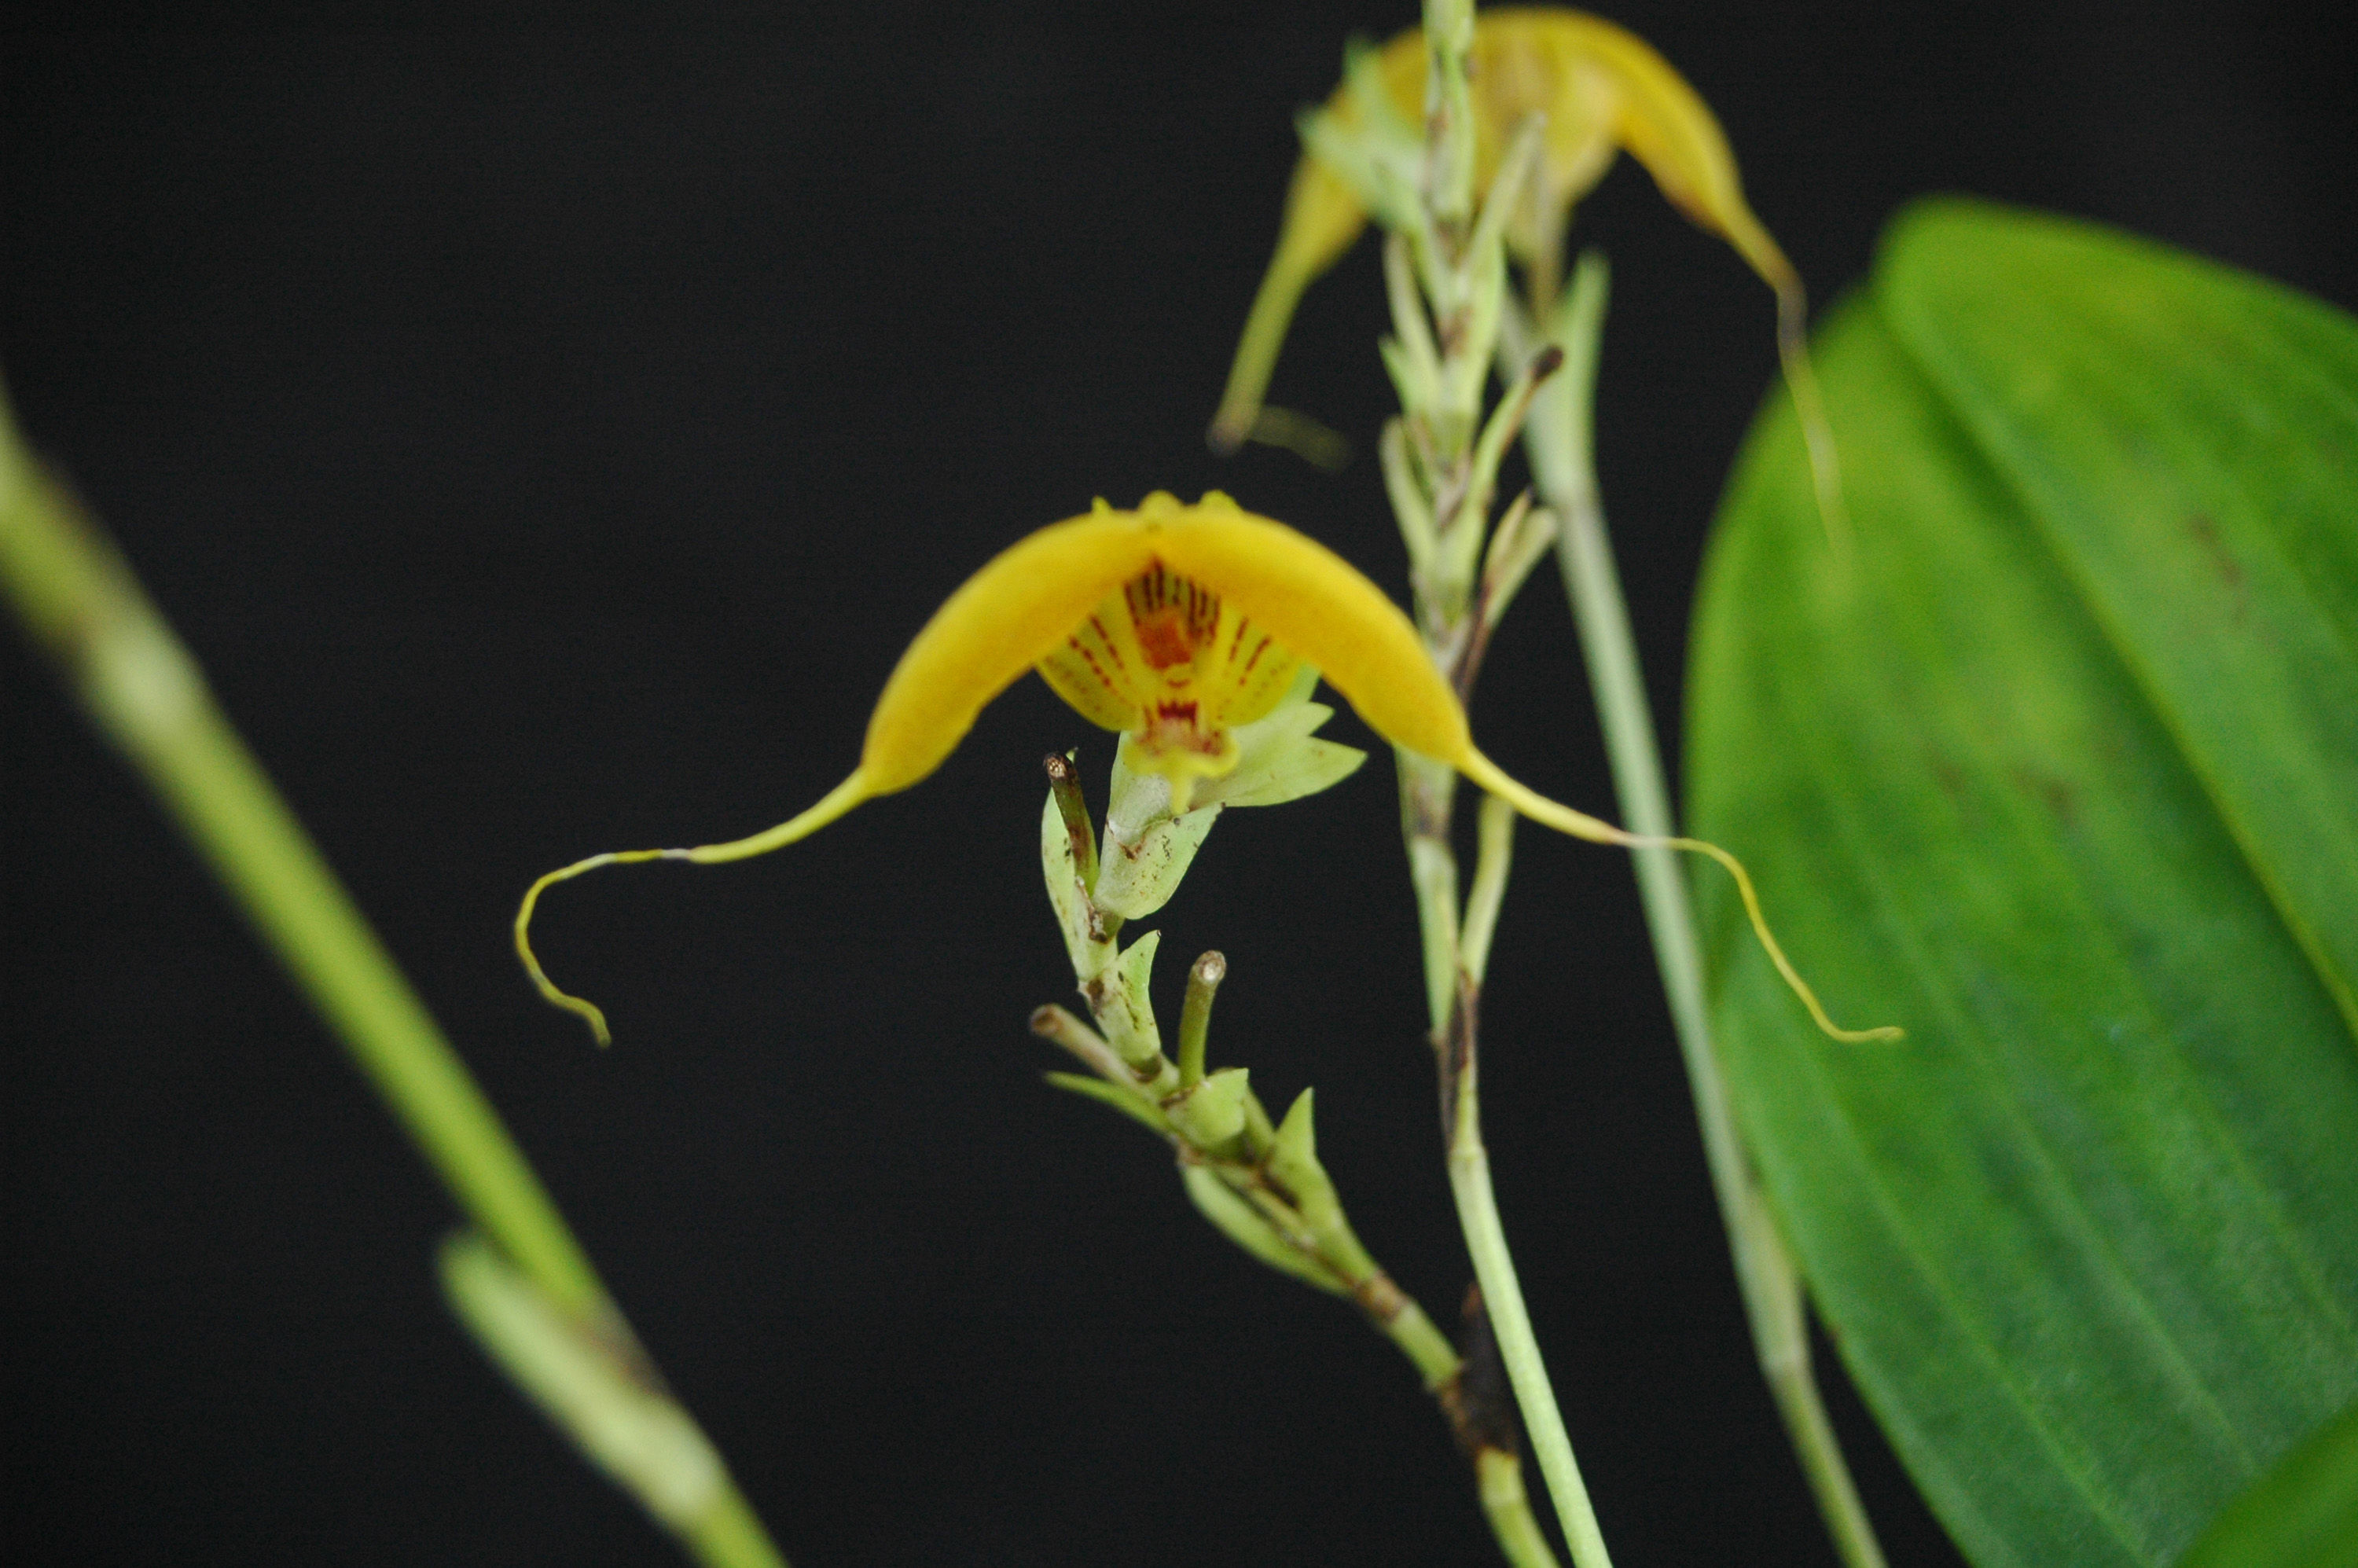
<box><xmin>1136</xmin><ymin>615</ymin><xmax>1195</xmax><ymax>670</ymax></box>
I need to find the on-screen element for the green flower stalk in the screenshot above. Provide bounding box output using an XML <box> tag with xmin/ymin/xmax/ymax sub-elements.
<box><xmin>0</xmin><ymin>384</ymin><xmax>787</xmax><ymax>1568</ymax></box>
<box><xmin>1206</xmin><ymin>1</ymin><xmax>1894</xmax><ymax>1560</ymax></box>
<box><xmin>1029</xmin><ymin>720</ymin><xmax>1564</xmax><ymax>1567</ymax></box>
<box><xmin>1203</xmin><ymin>4</ymin><xmax>1894</xmax><ymax>1564</ymax></box>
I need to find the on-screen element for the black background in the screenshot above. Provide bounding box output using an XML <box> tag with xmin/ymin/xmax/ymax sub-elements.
<box><xmin>4</xmin><ymin>6</ymin><xmax>2350</xmax><ymax>1565</ymax></box>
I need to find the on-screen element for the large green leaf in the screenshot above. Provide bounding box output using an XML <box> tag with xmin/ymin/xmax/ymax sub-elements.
<box><xmin>1684</xmin><ymin>198</ymin><xmax>2358</xmax><ymax>1567</ymax></box>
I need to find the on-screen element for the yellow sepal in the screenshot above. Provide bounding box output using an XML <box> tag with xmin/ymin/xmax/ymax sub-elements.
<box><xmin>865</xmin><ymin>490</ymin><xmax>1464</xmax><ymax>795</ymax></box>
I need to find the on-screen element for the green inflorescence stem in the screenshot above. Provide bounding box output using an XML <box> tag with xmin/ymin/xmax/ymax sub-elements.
<box><xmin>1511</xmin><ymin>253</ymin><xmax>1888</xmax><ymax>1568</ymax></box>
<box><xmin>1451</xmin><ymin>1089</ymin><xmax>1613</xmax><ymax>1568</ymax></box>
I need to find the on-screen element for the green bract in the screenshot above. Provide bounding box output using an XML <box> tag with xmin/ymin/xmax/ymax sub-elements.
<box><xmin>1688</xmin><ymin>199</ymin><xmax>2358</xmax><ymax>1566</ymax></box>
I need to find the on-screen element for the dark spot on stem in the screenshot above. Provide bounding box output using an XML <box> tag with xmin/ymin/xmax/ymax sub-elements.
<box><xmin>1438</xmin><ymin>1283</ymin><xmax>1519</xmax><ymax>1459</ymax></box>
<box><xmin>1352</xmin><ymin>1269</ymin><xmax>1409</xmax><ymax>1326</ymax></box>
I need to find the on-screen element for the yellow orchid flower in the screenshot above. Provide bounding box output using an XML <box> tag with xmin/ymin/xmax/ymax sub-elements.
<box><xmin>1207</xmin><ymin>6</ymin><xmax>1846</xmax><ymax>539</ymax></box>
<box><xmin>517</xmin><ymin>491</ymin><xmax>1892</xmax><ymax>1048</ymax></box>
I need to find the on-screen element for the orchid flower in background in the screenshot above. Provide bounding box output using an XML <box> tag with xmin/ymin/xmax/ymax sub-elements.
<box><xmin>1210</xmin><ymin>5</ymin><xmax>1848</xmax><ymax>543</ymax></box>
<box><xmin>514</xmin><ymin>490</ymin><xmax>1896</xmax><ymax>1050</ymax></box>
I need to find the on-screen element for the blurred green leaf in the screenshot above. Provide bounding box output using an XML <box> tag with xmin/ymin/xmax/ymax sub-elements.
<box><xmin>1686</xmin><ymin>199</ymin><xmax>2358</xmax><ymax>1567</ymax></box>
<box><xmin>2180</xmin><ymin>1396</ymin><xmax>2358</xmax><ymax>1568</ymax></box>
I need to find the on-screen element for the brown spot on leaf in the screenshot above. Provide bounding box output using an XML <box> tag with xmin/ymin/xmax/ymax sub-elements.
<box><xmin>2186</xmin><ymin>513</ymin><xmax>2249</xmax><ymax>622</ymax></box>
<box><xmin>2008</xmin><ymin>762</ymin><xmax>2076</xmax><ymax>827</ymax></box>
<box><xmin>1926</xmin><ymin>749</ymin><xmax>1968</xmax><ymax>803</ymax></box>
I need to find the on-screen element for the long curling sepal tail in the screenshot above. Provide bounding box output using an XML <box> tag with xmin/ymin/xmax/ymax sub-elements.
<box><xmin>514</xmin><ymin>773</ymin><xmax>872</xmax><ymax>1046</ymax></box>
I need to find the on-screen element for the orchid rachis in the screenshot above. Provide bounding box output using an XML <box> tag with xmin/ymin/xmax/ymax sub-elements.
<box><xmin>516</xmin><ymin>492</ymin><xmax>1895</xmax><ymax>1048</ymax></box>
